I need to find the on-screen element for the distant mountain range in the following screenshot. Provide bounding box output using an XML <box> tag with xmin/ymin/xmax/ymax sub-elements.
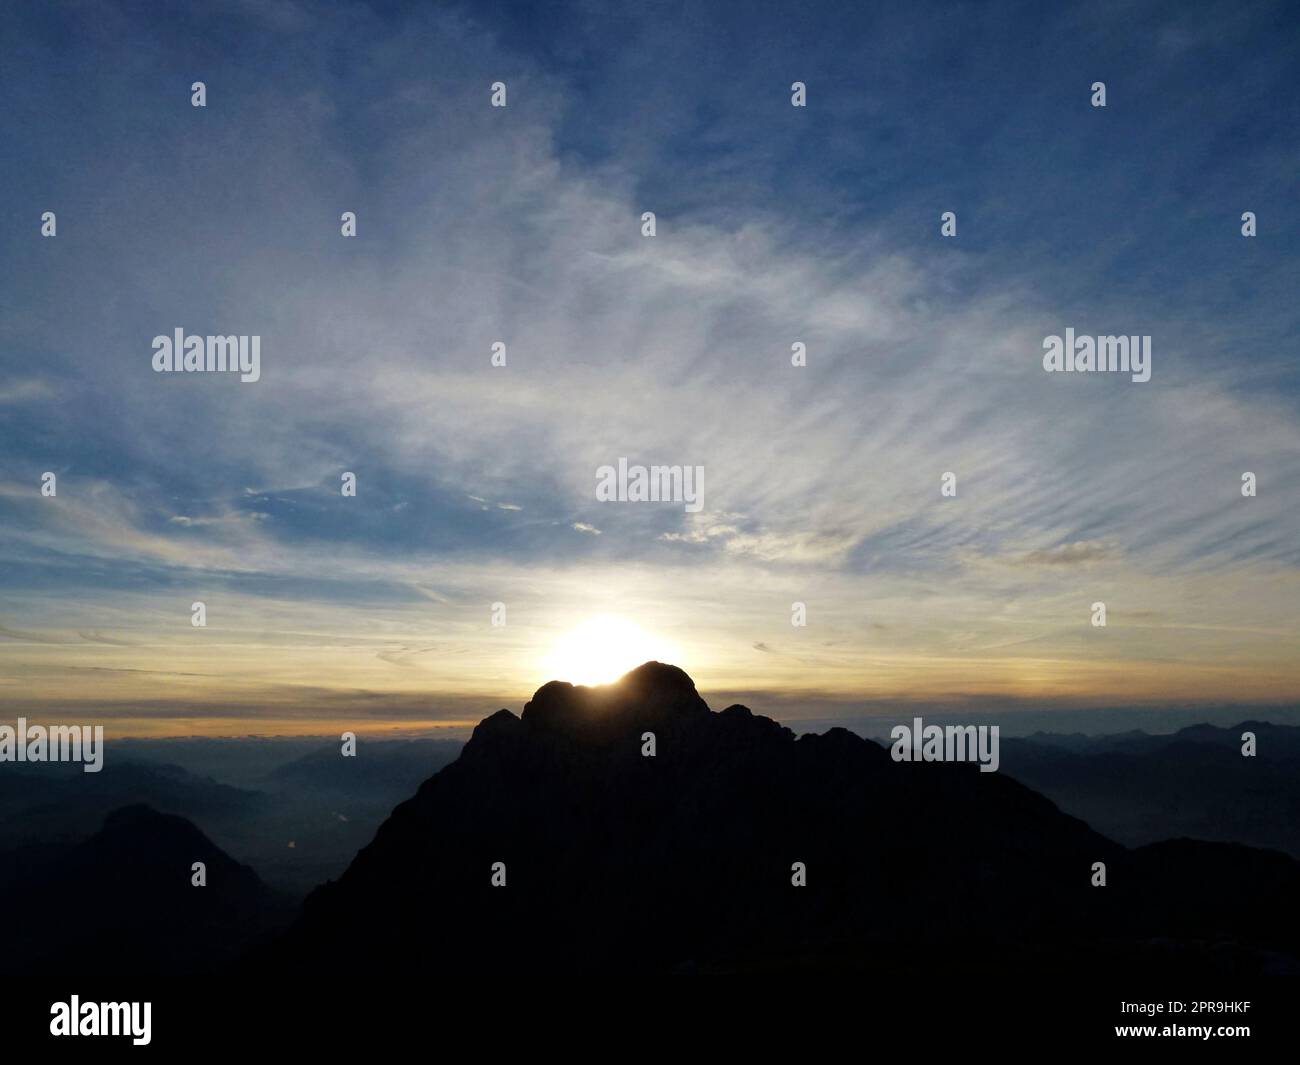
<box><xmin>0</xmin><ymin>739</ymin><xmax>463</xmax><ymax>896</ymax></box>
<box><xmin>0</xmin><ymin>759</ymin><xmax>265</xmax><ymax>852</ymax></box>
<box><xmin>997</xmin><ymin>722</ymin><xmax>1300</xmax><ymax>857</ymax></box>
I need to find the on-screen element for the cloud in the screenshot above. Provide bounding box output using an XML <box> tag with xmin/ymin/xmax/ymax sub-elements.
<box><xmin>77</xmin><ymin>631</ymin><xmax>137</xmax><ymax>646</ymax></box>
<box><xmin>1014</xmin><ymin>541</ymin><xmax>1117</xmax><ymax>567</ymax></box>
<box><xmin>0</xmin><ymin>1</ymin><xmax>1296</xmax><ymax>716</ymax></box>
<box><xmin>376</xmin><ymin>645</ymin><xmax>440</xmax><ymax>669</ymax></box>
<box><xmin>0</xmin><ymin>378</ymin><xmax>54</xmax><ymax>403</ymax></box>
<box><xmin>168</xmin><ymin>513</ymin><xmax>269</xmax><ymax>528</ymax></box>
<box><xmin>0</xmin><ymin>623</ymin><xmax>74</xmax><ymax>644</ymax></box>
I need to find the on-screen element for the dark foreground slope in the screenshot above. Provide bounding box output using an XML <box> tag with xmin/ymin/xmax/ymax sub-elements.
<box><xmin>0</xmin><ymin>804</ymin><xmax>294</xmax><ymax>978</ymax></box>
<box><xmin>268</xmin><ymin>664</ymin><xmax>1300</xmax><ymax>975</ymax></box>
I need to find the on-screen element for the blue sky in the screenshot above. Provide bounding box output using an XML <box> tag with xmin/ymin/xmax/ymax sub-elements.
<box><xmin>1</xmin><ymin>0</ymin><xmax>1298</xmax><ymax>733</ymax></box>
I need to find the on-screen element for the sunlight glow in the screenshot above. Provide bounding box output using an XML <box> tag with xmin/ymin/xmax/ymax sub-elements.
<box><xmin>540</xmin><ymin>615</ymin><xmax>683</xmax><ymax>686</ymax></box>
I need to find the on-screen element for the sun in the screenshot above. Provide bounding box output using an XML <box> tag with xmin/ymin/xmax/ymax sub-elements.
<box><xmin>540</xmin><ymin>615</ymin><xmax>682</xmax><ymax>686</ymax></box>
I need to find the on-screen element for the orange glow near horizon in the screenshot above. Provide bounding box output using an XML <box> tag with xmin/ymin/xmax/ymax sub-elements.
<box><xmin>4</xmin><ymin>564</ymin><xmax>1300</xmax><ymax>737</ymax></box>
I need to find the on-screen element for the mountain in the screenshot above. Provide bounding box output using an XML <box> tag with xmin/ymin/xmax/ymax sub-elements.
<box><xmin>268</xmin><ymin>663</ymin><xmax>1300</xmax><ymax>975</ymax></box>
<box><xmin>266</xmin><ymin>738</ymin><xmax>463</xmax><ymax>792</ymax></box>
<box><xmin>1018</xmin><ymin>721</ymin><xmax>1300</xmax><ymax>758</ymax></box>
<box><xmin>0</xmin><ymin>804</ymin><xmax>293</xmax><ymax>978</ymax></box>
<box><xmin>0</xmin><ymin>759</ymin><xmax>264</xmax><ymax>851</ymax></box>
<box><xmin>999</xmin><ymin>723</ymin><xmax>1300</xmax><ymax>857</ymax></box>
<box><xmin>0</xmin><ymin>740</ymin><xmax>465</xmax><ymax>899</ymax></box>
<box><xmin>246</xmin><ymin>738</ymin><xmax>465</xmax><ymax>893</ymax></box>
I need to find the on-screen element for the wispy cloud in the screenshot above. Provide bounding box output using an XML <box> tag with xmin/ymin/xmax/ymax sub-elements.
<box><xmin>0</xmin><ymin>1</ymin><xmax>1297</xmax><ymax>724</ymax></box>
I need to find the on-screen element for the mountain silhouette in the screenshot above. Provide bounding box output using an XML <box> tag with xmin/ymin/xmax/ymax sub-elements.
<box><xmin>268</xmin><ymin>663</ymin><xmax>1300</xmax><ymax>975</ymax></box>
<box><xmin>0</xmin><ymin>804</ymin><xmax>293</xmax><ymax>978</ymax></box>
<box><xmin>267</xmin><ymin>738</ymin><xmax>463</xmax><ymax>792</ymax></box>
<box><xmin>0</xmin><ymin>742</ymin><xmax>469</xmax><ymax>900</ymax></box>
<box><xmin>0</xmin><ymin>759</ymin><xmax>265</xmax><ymax>854</ymax></box>
<box><xmin>999</xmin><ymin>723</ymin><xmax>1300</xmax><ymax>857</ymax></box>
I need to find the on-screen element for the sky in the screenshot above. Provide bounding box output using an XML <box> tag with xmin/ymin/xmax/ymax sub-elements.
<box><xmin>1</xmin><ymin>0</ymin><xmax>1298</xmax><ymax>736</ymax></box>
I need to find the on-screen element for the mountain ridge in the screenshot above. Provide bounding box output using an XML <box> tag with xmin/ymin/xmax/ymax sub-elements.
<box><xmin>264</xmin><ymin>662</ymin><xmax>1299</xmax><ymax>975</ymax></box>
